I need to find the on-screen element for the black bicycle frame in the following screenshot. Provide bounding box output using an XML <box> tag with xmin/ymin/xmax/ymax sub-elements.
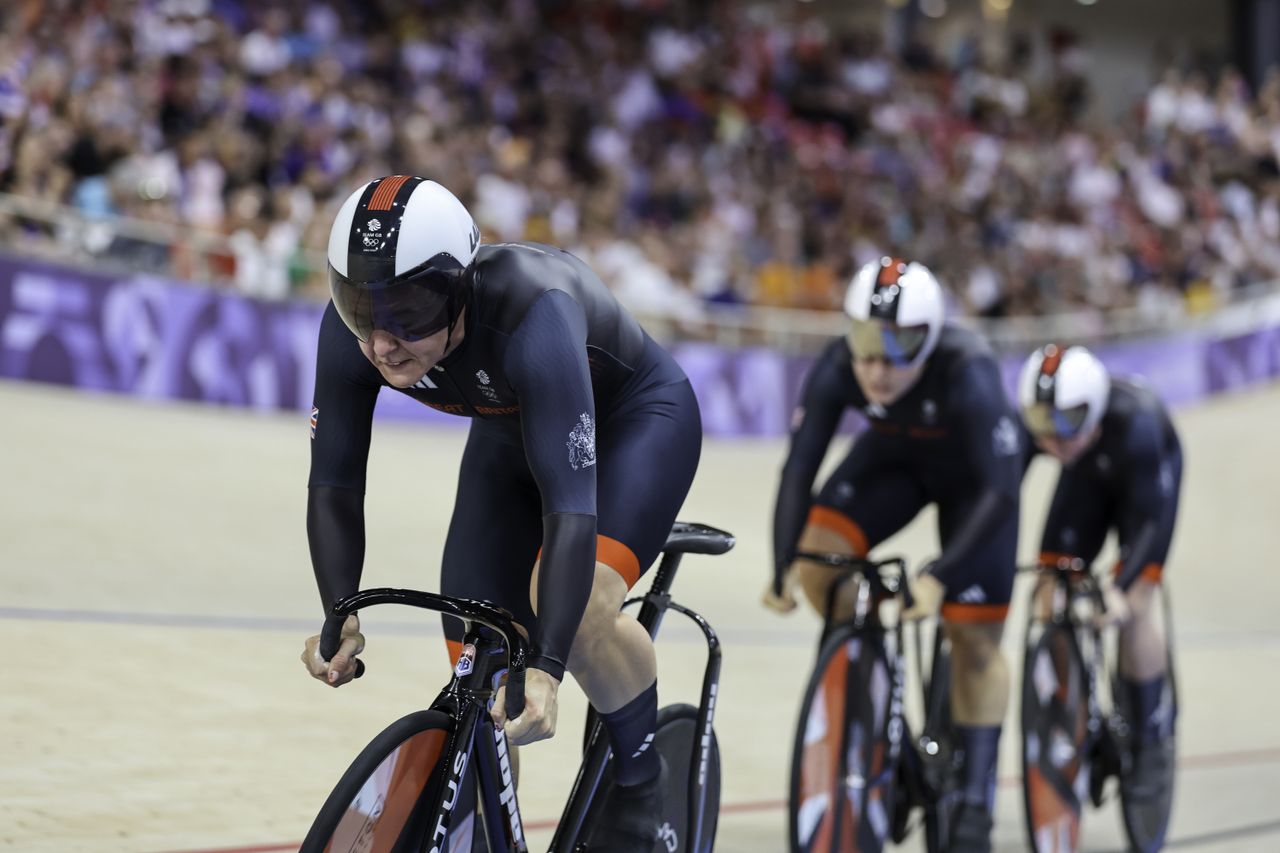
<box><xmin>549</xmin><ymin>546</ymin><xmax>723</xmax><ymax>852</ymax></box>
<box><xmin>321</xmin><ymin>589</ymin><xmax>532</xmax><ymax>853</ymax></box>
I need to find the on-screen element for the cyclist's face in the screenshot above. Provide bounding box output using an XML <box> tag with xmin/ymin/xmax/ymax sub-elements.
<box><xmin>359</xmin><ymin>309</ymin><xmax>465</xmax><ymax>388</ymax></box>
<box><xmin>852</xmin><ymin>354</ymin><xmax>923</xmax><ymax>407</ymax></box>
<box><xmin>1034</xmin><ymin>426</ymin><xmax>1099</xmax><ymax>464</ymax></box>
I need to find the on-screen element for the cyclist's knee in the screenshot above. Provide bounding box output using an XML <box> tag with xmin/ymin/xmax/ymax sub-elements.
<box><xmin>793</xmin><ymin>523</ymin><xmax>862</xmax><ymax>611</ymax></box>
<box><xmin>1125</xmin><ymin>577</ymin><xmax>1161</xmax><ymax>621</ymax></box>
<box><xmin>563</xmin><ymin>562</ymin><xmax>636</xmax><ymax>669</ymax></box>
<box><xmin>579</xmin><ymin>563</ymin><xmax>628</xmax><ymax>629</ymax></box>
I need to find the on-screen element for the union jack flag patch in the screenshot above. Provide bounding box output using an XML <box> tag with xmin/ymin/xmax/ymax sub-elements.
<box><xmin>310</xmin><ymin>406</ymin><xmax>319</xmax><ymax>439</ymax></box>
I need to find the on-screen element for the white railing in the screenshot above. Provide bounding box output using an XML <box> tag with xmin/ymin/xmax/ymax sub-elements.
<box><xmin>1</xmin><ymin>191</ymin><xmax>1275</xmax><ymax>353</ymax></box>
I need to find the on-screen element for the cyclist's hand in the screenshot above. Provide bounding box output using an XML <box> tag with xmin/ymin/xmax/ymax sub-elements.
<box><xmin>493</xmin><ymin>668</ymin><xmax>561</xmax><ymax>745</ymax></box>
<box><xmin>761</xmin><ymin>569</ymin><xmax>799</xmax><ymax>614</ymax></box>
<box><xmin>901</xmin><ymin>572</ymin><xmax>946</xmax><ymax>622</ymax></box>
<box><xmin>1094</xmin><ymin>583</ymin><xmax>1131</xmax><ymax>629</ymax></box>
<box><xmin>301</xmin><ymin>614</ymin><xmax>364</xmax><ymax>687</ymax></box>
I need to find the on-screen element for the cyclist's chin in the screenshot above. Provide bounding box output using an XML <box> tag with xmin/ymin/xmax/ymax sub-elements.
<box><xmin>380</xmin><ymin>363</ymin><xmax>428</xmax><ymax>388</ymax></box>
<box><xmin>865</xmin><ymin>386</ymin><xmax>904</xmax><ymax>407</ymax></box>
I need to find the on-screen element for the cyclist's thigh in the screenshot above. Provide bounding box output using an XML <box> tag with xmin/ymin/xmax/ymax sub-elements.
<box><xmin>1039</xmin><ymin>468</ymin><xmax>1111</xmax><ymax>566</ymax></box>
<box><xmin>807</xmin><ymin>433</ymin><xmax>928</xmax><ymax>555</ymax></box>
<box><xmin>1115</xmin><ymin>446</ymin><xmax>1183</xmax><ymax>586</ymax></box>
<box><xmin>440</xmin><ymin>423</ymin><xmax>543</xmax><ymax>660</ymax></box>
<box><xmin>594</xmin><ymin>379</ymin><xmax>702</xmax><ymax>588</ymax></box>
<box><xmin>935</xmin><ymin>490</ymin><xmax>1018</xmax><ymax>623</ymax></box>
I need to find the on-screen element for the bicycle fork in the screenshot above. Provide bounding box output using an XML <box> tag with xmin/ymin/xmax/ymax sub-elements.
<box><xmin>430</xmin><ymin>628</ymin><xmax>531</xmax><ymax>853</ymax></box>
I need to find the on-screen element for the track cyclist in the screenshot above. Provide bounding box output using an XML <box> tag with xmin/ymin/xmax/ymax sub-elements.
<box><xmin>299</xmin><ymin>176</ymin><xmax>702</xmax><ymax>852</ymax></box>
<box><xmin>1018</xmin><ymin>343</ymin><xmax>1182</xmax><ymax>810</ymax></box>
<box><xmin>766</xmin><ymin>257</ymin><xmax>1025</xmax><ymax>853</ymax></box>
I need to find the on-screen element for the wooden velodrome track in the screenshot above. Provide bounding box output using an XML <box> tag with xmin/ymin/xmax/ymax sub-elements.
<box><xmin>3</xmin><ymin>377</ymin><xmax>1278</xmax><ymax>852</ymax></box>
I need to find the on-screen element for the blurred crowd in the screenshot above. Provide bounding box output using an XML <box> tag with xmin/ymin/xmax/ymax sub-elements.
<box><xmin>2</xmin><ymin>0</ymin><xmax>1280</xmax><ymax>326</ymax></box>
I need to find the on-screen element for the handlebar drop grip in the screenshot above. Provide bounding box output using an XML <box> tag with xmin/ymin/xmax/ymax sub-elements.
<box><xmin>319</xmin><ymin>614</ymin><xmax>344</xmax><ymax>660</ymax></box>
<box><xmin>504</xmin><ymin>667</ymin><xmax>527</xmax><ymax>722</ymax></box>
<box><xmin>319</xmin><ymin>613</ymin><xmax>365</xmax><ymax>679</ymax></box>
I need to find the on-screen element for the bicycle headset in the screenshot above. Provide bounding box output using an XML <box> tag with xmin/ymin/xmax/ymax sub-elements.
<box><xmin>326</xmin><ymin>175</ymin><xmax>480</xmax><ymax>346</ymax></box>
<box><xmin>1018</xmin><ymin>343</ymin><xmax>1111</xmax><ymax>439</ymax></box>
<box><xmin>843</xmin><ymin>256</ymin><xmax>945</xmax><ymax>369</ymax></box>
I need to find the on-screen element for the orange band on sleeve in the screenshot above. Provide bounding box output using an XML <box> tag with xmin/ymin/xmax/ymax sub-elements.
<box><xmin>806</xmin><ymin>506</ymin><xmax>869</xmax><ymax>557</ymax></box>
<box><xmin>597</xmin><ymin>535</ymin><xmax>642</xmax><ymax>589</ymax></box>
<box><xmin>941</xmin><ymin>602</ymin><xmax>1011</xmax><ymax>624</ymax></box>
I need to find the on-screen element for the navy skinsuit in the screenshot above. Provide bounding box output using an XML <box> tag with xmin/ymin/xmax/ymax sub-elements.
<box><xmin>308</xmin><ymin>242</ymin><xmax>701</xmax><ymax>678</ymax></box>
<box><xmin>773</xmin><ymin>326</ymin><xmax>1024</xmax><ymax>618</ymax></box>
<box><xmin>1026</xmin><ymin>378</ymin><xmax>1182</xmax><ymax>589</ymax></box>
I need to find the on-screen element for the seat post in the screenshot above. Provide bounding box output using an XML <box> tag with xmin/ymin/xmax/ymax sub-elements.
<box><xmin>635</xmin><ymin>549</ymin><xmax>683</xmax><ymax>636</ymax></box>
<box><xmin>646</xmin><ymin>549</ymin><xmax>683</xmax><ymax>598</ymax></box>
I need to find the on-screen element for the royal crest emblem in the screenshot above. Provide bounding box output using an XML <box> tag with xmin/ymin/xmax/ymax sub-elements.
<box><xmin>566</xmin><ymin>413</ymin><xmax>597</xmax><ymax>470</ymax></box>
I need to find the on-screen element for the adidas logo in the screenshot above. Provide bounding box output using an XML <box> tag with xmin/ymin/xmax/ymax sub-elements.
<box><xmin>956</xmin><ymin>585</ymin><xmax>987</xmax><ymax>604</ymax></box>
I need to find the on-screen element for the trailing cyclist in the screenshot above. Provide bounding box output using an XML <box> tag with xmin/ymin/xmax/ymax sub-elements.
<box><xmin>765</xmin><ymin>257</ymin><xmax>1023</xmax><ymax>853</ymax></box>
<box><xmin>299</xmin><ymin>175</ymin><xmax>702</xmax><ymax>852</ymax></box>
<box><xmin>1017</xmin><ymin>343</ymin><xmax>1182</xmax><ymax>809</ymax></box>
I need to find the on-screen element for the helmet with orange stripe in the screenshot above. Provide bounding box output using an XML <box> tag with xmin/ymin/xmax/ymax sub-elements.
<box><xmin>326</xmin><ymin>176</ymin><xmax>480</xmax><ymax>343</ymax></box>
<box><xmin>843</xmin><ymin>256</ymin><xmax>945</xmax><ymax>370</ymax></box>
<box><xmin>1018</xmin><ymin>343</ymin><xmax>1111</xmax><ymax>440</ymax></box>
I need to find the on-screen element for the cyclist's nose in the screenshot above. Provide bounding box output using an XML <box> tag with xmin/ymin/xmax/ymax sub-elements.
<box><xmin>368</xmin><ymin>330</ymin><xmax>401</xmax><ymax>356</ymax></box>
<box><xmin>863</xmin><ymin>358</ymin><xmax>890</xmax><ymax>383</ymax></box>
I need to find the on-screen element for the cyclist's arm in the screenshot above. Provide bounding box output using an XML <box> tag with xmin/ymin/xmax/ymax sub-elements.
<box><xmin>772</xmin><ymin>343</ymin><xmax>847</xmax><ymax>593</ymax></box>
<box><xmin>307</xmin><ymin>303</ymin><xmax>381</xmax><ymax>612</ymax></box>
<box><xmin>1115</xmin><ymin>414</ymin><xmax>1169</xmax><ymax>591</ymax></box>
<box><xmin>505</xmin><ymin>290</ymin><xmax>598</xmax><ymax>682</ymax></box>
<box><xmin>929</xmin><ymin>355</ymin><xmax>1023</xmax><ymax>586</ymax></box>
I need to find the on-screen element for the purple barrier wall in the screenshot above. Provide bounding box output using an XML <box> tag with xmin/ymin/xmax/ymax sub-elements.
<box><xmin>2</xmin><ymin>254</ymin><xmax>1278</xmax><ymax>436</ymax></box>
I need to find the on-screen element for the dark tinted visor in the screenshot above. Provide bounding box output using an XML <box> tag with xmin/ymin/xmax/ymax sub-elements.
<box><xmin>848</xmin><ymin>319</ymin><xmax>929</xmax><ymax>367</ymax></box>
<box><xmin>1022</xmin><ymin>402</ymin><xmax>1090</xmax><ymax>438</ymax></box>
<box><xmin>328</xmin><ymin>257</ymin><xmax>464</xmax><ymax>343</ymax></box>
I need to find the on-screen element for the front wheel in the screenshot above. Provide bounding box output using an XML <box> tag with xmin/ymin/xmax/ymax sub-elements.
<box><xmin>301</xmin><ymin>709</ymin><xmax>456</xmax><ymax>853</ymax></box>
<box><xmin>789</xmin><ymin>627</ymin><xmax>899</xmax><ymax>853</ymax></box>
<box><xmin>1020</xmin><ymin>621</ymin><xmax>1090</xmax><ymax>853</ymax></box>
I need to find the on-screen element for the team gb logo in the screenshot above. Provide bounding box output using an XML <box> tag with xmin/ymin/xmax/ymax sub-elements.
<box><xmin>567</xmin><ymin>413</ymin><xmax>597</xmax><ymax>470</ymax></box>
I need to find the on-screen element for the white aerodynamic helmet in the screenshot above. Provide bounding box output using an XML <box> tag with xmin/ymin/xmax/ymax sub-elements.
<box><xmin>1018</xmin><ymin>344</ymin><xmax>1111</xmax><ymax>438</ymax></box>
<box><xmin>326</xmin><ymin>176</ymin><xmax>480</xmax><ymax>342</ymax></box>
<box><xmin>843</xmin><ymin>256</ymin><xmax>945</xmax><ymax>369</ymax></box>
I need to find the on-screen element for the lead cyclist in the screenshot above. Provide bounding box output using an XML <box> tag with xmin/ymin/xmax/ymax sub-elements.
<box><xmin>299</xmin><ymin>176</ymin><xmax>703</xmax><ymax>851</ymax></box>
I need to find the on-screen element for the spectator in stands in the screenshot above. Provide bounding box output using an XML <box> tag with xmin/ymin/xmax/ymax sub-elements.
<box><xmin>0</xmin><ymin>0</ymin><xmax>1276</xmax><ymax>328</ymax></box>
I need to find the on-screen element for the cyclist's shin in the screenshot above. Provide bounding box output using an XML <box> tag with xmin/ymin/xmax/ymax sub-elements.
<box><xmin>601</xmin><ymin>680</ymin><xmax>660</xmax><ymax>786</ymax></box>
<box><xmin>956</xmin><ymin>724</ymin><xmax>1001</xmax><ymax>812</ymax></box>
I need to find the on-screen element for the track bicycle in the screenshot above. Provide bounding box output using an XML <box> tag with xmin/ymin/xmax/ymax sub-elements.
<box><xmin>1020</xmin><ymin>556</ymin><xmax>1178</xmax><ymax>853</ymax></box>
<box><xmin>301</xmin><ymin>520</ymin><xmax>735</xmax><ymax>853</ymax></box>
<box><xmin>787</xmin><ymin>552</ymin><xmax>961</xmax><ymax>853</ymax></box>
